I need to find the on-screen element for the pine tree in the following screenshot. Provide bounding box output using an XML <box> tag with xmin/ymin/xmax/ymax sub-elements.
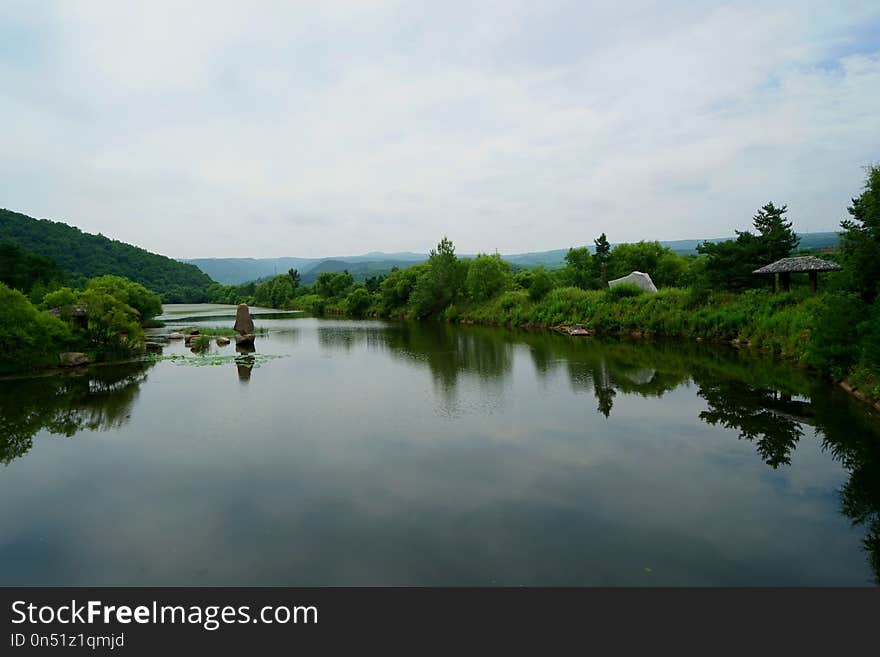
<box><xmin>593</xmin><ymin>233</ymin><xmax>611</xmax><ymax>284</ymax></box>
<box><xmin>751</xmin><ymin>202</ymin><xmax>799</xmax><ymax>263</ymax></box>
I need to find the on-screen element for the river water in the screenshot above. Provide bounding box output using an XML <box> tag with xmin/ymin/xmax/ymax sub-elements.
<box><xmin>1</xmin><ymin>304</ymin><xmax>878</xmax><ymax>585</ymax></box>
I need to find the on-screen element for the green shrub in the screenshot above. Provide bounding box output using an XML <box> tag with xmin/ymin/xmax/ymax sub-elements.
<box><xmin>528</xmin><ymin>267</ymin><xmax>554</xmax><ymax>301</ymax></box>
<box><xmin>805</xmin><ymin>292</ymin><xmax>866</xmax><ymax>375</ymax></box>
<box><xmin>346</xmin><ymin>287</ymin><xmax>373</xmax><ymax>318</ymax></box>
<box><xmin>0</xmin><ymin>283</ymin><xmax>72</xmax><ymax>372</ymax></box>
<box><xmin>606</xmin><ymin>283</ymin><xmax>645</xmax><ymax>300</ymax></box>
<box><xmin>190</xmin><ymin>335</ymin><xmax>212</xmax><ymax>353</ymax></box>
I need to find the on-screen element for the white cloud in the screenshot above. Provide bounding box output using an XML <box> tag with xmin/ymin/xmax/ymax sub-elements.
<box><xmin>1</xmin><ymin>0</ymin><xmax>878</xmax><ymax>257</ymax></box>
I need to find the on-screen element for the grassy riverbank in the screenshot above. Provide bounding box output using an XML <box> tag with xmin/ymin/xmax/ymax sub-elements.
<box><xmin>453</xmin><ymin>287</ymin><xmax>878</xmax><ymax>403</ymax></box>
<box><xmin>288</xmin><ymin>284</ymin><xmax>879</xmax><ymax>403</ymax></box>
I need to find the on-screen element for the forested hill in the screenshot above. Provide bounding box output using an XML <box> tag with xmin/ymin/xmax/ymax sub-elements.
<box><xmin>0</xmin><ymin>209</ymin><xmax>214</xmax><ymax>302</ymax></box>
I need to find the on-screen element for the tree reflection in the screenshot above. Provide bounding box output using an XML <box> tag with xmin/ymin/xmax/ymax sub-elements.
<box><xmin>361</xmin><ymin>322</ymin><xmax>513</xmax><ymax>393</ymax></box>
<box><xmin>0</xmin><ymin>362</ymin><xmax>153</xmax><ymax>465</ymax></box>
<box><xmin>692</xmin><ymin>373</ymin><xmax>880</xmax><ymax>583</ymax></box>
<box><xmin>697</xmin><ymin>382</ymin><xmax>806</xmax><ymax>468</ymax></box>
<box><xmin>809</xmin><ymin>391</ymin><xmax>880</xmax><ymax>585</ymax></box>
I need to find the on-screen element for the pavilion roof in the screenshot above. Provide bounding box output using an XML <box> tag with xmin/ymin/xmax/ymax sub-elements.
<box><xmin>753</xmin><ymin>256</ymin><xmax>842</xmax><ymax>274</ymax></box>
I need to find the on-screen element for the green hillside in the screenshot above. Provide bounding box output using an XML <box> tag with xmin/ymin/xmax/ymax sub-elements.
<box><xmin>0</xmin><ymin>209</ymin><xmax>214</xmax><ymax>302</ymax></box>
<box><xmin>299</xmin><ymin>258</ymin><xmax>426</xmax><ymax>285</ymax></box>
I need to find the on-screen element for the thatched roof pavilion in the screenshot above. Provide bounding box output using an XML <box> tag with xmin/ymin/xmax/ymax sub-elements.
<box><xmin>753</xmin><ymin>256</ymin><xmax>841</xmax><ymax>292</ymax></box>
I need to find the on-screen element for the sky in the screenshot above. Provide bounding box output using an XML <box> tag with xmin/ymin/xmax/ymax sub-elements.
<box><xmin>1</xmin><ymin>1</ymin><xmax>879</xmax><ymax>259</ymax></box>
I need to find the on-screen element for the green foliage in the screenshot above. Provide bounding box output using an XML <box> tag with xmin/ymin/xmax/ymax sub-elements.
<box><xmin>563</xmin><ymin>246</ymin><xmax>594</xmax><ymax>289</ymax></box>
<box><xmin>0</xmin><ymin>241</ymin><xmax>65</xmax><ymax>298</ymax></box>
<box><xmin>42</xmin><ymin>287</ymin><xmax>79</xmax><ymax>310</ymax></box>
<box><xmin>606</xmin><ymin>283</ymin><xmax>644</xmax><ymax>300</ymax></box>
<box><xmin>253</xmin><ymin>274</ymin><xmax>295</xmax><ymax>308</ymax></box>
<box><xmin>528</xmin><ymin>266</ymin><xmax>554</xmax><ymax>301</ymax></box>
<box><xmin>0</xmin><ymin>208</ymin><xmax>214</xmax><ymax>302</ymax></box>
<box><xmin>839</xmin><ymin>164</ymin><xmax>880</xmax><ymax>302</ymax></box>
<box><xmin>190</xmin><ymin>334</ymin><xmax>212</xmax><ymax>353</ymax></box>
<box><xmin>752</xmin><ymin>202</ymin><xmax>800</xmax><ymax>263</ymax></box>
<box><xmin>315</xmin><ymin>271</ymin><xmax>354</xmax><ymax>299</ymax></box>
<box><xmin>364</xmin><ymin>274</ymin><xmax>386</xmax><ymax>293</ymax></box>
<box><xmin>804</xmin><ymin>292</ymin><xmax>867</xmax><ymax>375</ymax></box>
<box><xmin>346</xmin><ymin>286</ymin><xmax>373</xmax><ymax>317</ymax></box>
<box><xmin>407</xmin><ymin>237</ymin><xmax>467</xmax><ymax>318</ymax></box>
<box><xmin>380</xmin><ymin>265</ymin><xmax>423</xmax><ymax>313</ymax></box>
<box><xmin>697</xmin><ymin>231</ymin><xmax>766</xmax><ymax>291</ymax></box>
<box><xmin>206</xmin><ymin>280</ymin><xmax>257</xmax><ymax>305</ymax></box>
<box><xmin>86</xmin><ymin>275</ymin><xmax>163</xmax><ymax>320</ymax></box>
<box><xmin>593</xmin><ymin>232</ymin><xmax>611</xmax><ymax>283</ymax></box>
<box><xmin>78</xmin><ymin>289</ymin><xmax>145</xmax><ymax>356</ymax></box>
<box><xmin>294</xmin><ymin>294</ymin><xmax>327</xmax><ymax>315</ymax></box>
<box><xmin>0</xmin><ymin>283</ymin><xmax>72</xmax><ymax>373</ymax></box>
<box><xmin>607</xmin><ymin>241</ymin><xmax>687</xmax><ymax>288</ymax></box>
<box><xmin>696</xmin><ymin>202</ymin><xmax>799</xmax><ymax>293</ymax></box>
<box><xmin>466</xmin><ymin>253</ymin><xmax>511</xmax><ymax>302</ymax></box>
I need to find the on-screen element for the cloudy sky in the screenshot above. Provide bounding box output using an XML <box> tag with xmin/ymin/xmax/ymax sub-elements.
<box><xmin>1</xmin><ymin>1</ymin><xmax>879</xmax><ymax>258</ymax></box>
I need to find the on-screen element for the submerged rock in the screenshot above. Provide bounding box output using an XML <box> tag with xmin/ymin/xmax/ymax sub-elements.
<box><xmin>216</xmin><ymin>336</ymin><xmax>231</xmax><ymax>346</ymax></box>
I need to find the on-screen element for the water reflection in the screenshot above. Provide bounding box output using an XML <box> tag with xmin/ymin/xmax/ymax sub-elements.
<box><xmin>0</xmin><ymin>363</ymin><xmax>153</xmax><ymax>465</ymax></box>
<box><xmin>3</xmin><ymin>319</ymin><xmax>880</xmax><ymax>584</ymax></box>
<box><xmin>322</xmin><ymin>324</ymin><xmax>880</xmax><ymax>581</ymax></box>
<box><xmin>235</xmin><ymin>344</ymin><xmax>256</xmax><ymax>383</ymax></box>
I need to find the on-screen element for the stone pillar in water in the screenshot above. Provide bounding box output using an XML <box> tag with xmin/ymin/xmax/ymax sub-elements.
<box><xmin>233</xmin><ymin>304</ymin><xmax>256</xmax><ymax>347</ymax></box>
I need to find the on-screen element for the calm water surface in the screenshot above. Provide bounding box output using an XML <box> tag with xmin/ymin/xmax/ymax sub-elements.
<box><xmin>1</xmin><ymin>304</ymin><xmax>879</xmax><ymax>585</ymax></box>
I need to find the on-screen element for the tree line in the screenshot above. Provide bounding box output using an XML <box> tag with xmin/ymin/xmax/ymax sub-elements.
<box><xmin>204</xmin><ymin>166</ymin><xmax>879</xmax><ymax>400</ymax></box>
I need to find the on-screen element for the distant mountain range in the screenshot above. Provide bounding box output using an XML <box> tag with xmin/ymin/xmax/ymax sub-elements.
<box><xmin>186</xmin><ymin>232</ymin><xmax>841</xmax><ymax>285</ymax></box>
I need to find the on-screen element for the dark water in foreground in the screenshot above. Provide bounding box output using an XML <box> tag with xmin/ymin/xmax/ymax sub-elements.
<box><xmin>1</xmin><ymin>305</ymin><xmax>879</xmax><ymax>585</ymax></box>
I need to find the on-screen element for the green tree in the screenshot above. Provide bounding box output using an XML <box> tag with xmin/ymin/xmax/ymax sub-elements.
<box><xmin>78</xmin><ymin>288</ymin><xmax>145</xmax><ymax>355</ymax></box>
<box><xmin>528</xmin><ymin>266</ymin><xmax>554</xmax><ymax>301</ymax></box>
<box><xmin>696</xmin><ymin>233</ymin><xmax>765</xmax><ymax>291</ymax></box>
<box><xmin>840</xmin><ymin>165</ymin><xmax>880</xmax><ymax>302</ymax></box>
<box><xmin>380</xmin><ymin>265</ymin><xmax>423</xmax><ymax>311</ymax></box>
<box><xmin>608</xmin><ymin>241</ymin><xmax>685</xmax><ymax>287</ymax></box>
<box><xmin>287</xmin><ymin>268</ymin><xmax>301</xmax><ymax>289</ymax></box>
<box><xmin>86</xmin><ymin>275</ymin><xmax>162</xmax><ymax>320</ymax></box>
<box><xmin>563</xmin><ymin>246</ymin><xmax>593</xmax><ymax>289</ymax></box>
<box><xmin>315</xmin><ymin>271</ymin><xmax>354</xmax><ymax>299</ymax></box>
<box><xmin>0</xmin><ymin>283</ymin><xmax>72</xmax><ymax>373</ymax></box>
<box><xmin>410</xmin><ymin>237</ymin><xmax>467</xmax><ymax>317</ymax></box>
<box><xmin>752</xmin><ymin>202</ymin><xmax>799</xmax><ymax>263</ymax></box>
<box><xmin>346</xmin><ymin>286</ymin><xmax>373</xmax><ymax>317</ymax></box>
<box><xmin>593</xmin><ymin>233</ymin><xmax>611</xmax><ymax>284</ymax></box>
<box><xmin>466</xmin><ymin>253</ymin><xmax>511</xmax><ymax>302</ymax></box>
<box><xmin>42</xmin><ymin>287</ymin><xmax>79</xmax><ymax>309</ymax></box>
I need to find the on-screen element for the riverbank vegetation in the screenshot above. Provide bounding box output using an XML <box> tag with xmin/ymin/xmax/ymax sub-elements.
<box><xmin>205</xmin><ymin>166</ymin><xmax>880</xmax><ymax>401</ymax></box>
<box><xmin>0</xmin><ymin>272</ymin><xmax>163</xmax><ymax>374</ymax></box>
